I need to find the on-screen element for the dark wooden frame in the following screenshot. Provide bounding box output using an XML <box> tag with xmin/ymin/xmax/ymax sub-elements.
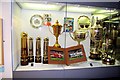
<box><xmin>65</xmin><ymin>45</ymin><xmax>87</xmax><ymax>65</ymax></box>
<box><xmin>48</xmin><ymin>46</ymin><xmax>65</xmax><ymax>64</ymax></box>
<box><xmin>48</xmin><ymin>45</ymin><xmax>87</xmax><ymax>65</ymax></box>
<box><xmin>0</xmin><ymin>18</ymin><xmax>4</xmax><ymax>65</ymax></box>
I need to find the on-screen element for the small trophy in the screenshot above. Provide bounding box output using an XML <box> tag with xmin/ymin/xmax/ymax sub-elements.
<box><xmin>90</xmin><ymin>17</ymin><xmax>103</xmax><ymax>60</ymax></box>
<box><xmin>21</xmin><ymin>32</ymin><xmax>28</xmax><ymax>66</ymax></box>
<box><xmin>43</xmin><ymin>38</ymin><xmax>49</xmax><ymax>64</ymax></box>
<box><xmin>69</xmin><ymin>15</ymin><xmax>90</xmax><ymax>45</ymax></box>
<box><xmin>35</xmin><ymin>37</ymin><xmax>41</xmax><ymax>63</ymax></box>
<box><xmin>28</xmin><ymin>37</ymin><xmax>34</xmax><ymax>62</ymax></box>
<box><xmin>102</xmin><ymin>39</ymin><xmax>115</xmax><ymax>65</ymax></box>
<box><xmin>49</xmin><ymin>20</ymin><xmax>62</xmax><ymax>48</ymax></box>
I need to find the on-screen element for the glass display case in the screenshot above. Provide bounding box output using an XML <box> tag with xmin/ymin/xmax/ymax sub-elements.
<box><xmin>12</xmin><ymin>0</ymin><xmax>120</xmax><ymax>78</ymax></box>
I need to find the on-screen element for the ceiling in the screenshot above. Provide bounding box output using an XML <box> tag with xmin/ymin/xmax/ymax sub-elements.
<box><xmin>16</xmin><ymin>1</ymin><xmax>120</xmax><ymax>22</ymax></box>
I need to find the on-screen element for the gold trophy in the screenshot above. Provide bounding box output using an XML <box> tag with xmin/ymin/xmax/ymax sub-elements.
<box><xmin>102</xmin><ymin>39</ymin><xmax>115</xmax><ymax>65</ymax></box>
<box><xmin>21</xmin><ymin>32</ymin><xmax>28</xmax><ymax>66</ymax></box>
<box><xmin>35</xmin><ymin>37</ymin><xmax>41</xmax><ymax>63</ymax></box>
<box><xmin>70</xmin><ymin>28</ymin><xmax>89</xmax><ymax>45</ymax></box>
<box><xmin>90</xmin><ymin>17</ymin><xmax>103</xmax><ymax>60</ymax></box>
<box><xmin>49</xmin><ymin>20</ymin><xmax>62</xmax><ymax>48</ymax></box>
<box><xmin>69</xmin><ymin>15</ymin><xmax>90</xmax><ymax>45</ymax></box>
<box><xmin>28</xmin><ymin>37</ymin><xmax>34</xmax><ymax>62</ymax></box>
<box><xmin>43</xmin><ymin>38</ymin><xmax>49</xmax><ymax>64</ymax></box>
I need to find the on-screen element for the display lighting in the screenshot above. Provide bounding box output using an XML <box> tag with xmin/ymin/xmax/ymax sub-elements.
<box><xmin>19</xmin><ymin>2</ymin><xmax>62</xmax><ymax>11</ymax></box>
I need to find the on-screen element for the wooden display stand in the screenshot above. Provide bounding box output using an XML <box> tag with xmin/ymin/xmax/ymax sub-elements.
<box><xmin>48</xmin><ymin>45</ymin><xmax>87</xmax><ymax>65</ymax></box>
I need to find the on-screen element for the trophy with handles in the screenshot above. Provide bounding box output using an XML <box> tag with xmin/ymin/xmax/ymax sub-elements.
<box><xmin>49</xmin><ymin>20</ymin><xmax>62</xmax><ymax>48</ymax></box>
<box><xmin>89</xmin><ymin>17</ymin><xmax>103</xmax><ymax>60</ymax></box>
<box><xmin>69</xmin><ymin>15</ymin><xmax>90</xmax><ymax>45</ymax></box>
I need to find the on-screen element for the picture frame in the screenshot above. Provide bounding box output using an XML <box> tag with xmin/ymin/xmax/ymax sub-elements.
<box><xmin>0</xmin><ymin>18</ymin><xmax>4</xmax><ymax>66</ymax></box>
<box><xmin>48</xmin><ymin>46</ymin><xmax>65</xmax><ymax>64</ymax></box>
<box><xmin>65</xmin><ymin>45</ymin><xmax>87</xmax><ymax>65</ymax></box>
<box><xmin>64</xmin><ymin>17</ymin><xmax>74</xmax><ymax>32</ymax></box>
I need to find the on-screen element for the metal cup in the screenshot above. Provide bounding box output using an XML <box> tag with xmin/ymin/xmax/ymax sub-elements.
<box><xmin>89</xmin><ymin>19</ymin><xmax>103</xmax><ymax>60</ymax></box>
<box><xmin>70</xmin><ymin>28</ymin><xmax>89</xmax><ymax>45</ymax></box>
<box><xmin>49</xmin><ymin>20</ymin><xmax>62</xmax><ymax>48</ymax></box>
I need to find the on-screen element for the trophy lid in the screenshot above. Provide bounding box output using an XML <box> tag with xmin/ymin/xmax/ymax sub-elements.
<box><xmin>36</xmin><ymin>37</ymin><xmax>41</xmax><ymax>40</ymax></box>
<box><xmin>44</xmin><ymin>37</ymin><xmax>49</xmax><ymax>41</ymax></box>
<box><xmin>52</xmin><ymin>20</ymin><xmax>62</xmax><ymax>27</ymax></box>
<box><xmin>91</xmin><ymin>17</ymin><xmax>102</xmax><ymax>29</ymax></box>
<box><xmin>21</xmin><ymin>32</ymin><xmax>28</xmax><ymax>37</ymax></box>
<box><xmin>29</xmin><ymin>37</ymin><xmax>33</xmax><ymax>40</ymax></box>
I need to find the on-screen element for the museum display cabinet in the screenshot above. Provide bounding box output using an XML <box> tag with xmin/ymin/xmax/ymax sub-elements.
<box><xmin>12</xmin><ymin>0</ymin><xmax>120</xmax><ymax>78</ymax></box>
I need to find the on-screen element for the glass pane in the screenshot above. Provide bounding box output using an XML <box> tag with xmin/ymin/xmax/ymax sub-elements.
<box><xmin>12</xmin><ymin>1</ymin><xmax>120</xmax><ymax>72</ymax></box>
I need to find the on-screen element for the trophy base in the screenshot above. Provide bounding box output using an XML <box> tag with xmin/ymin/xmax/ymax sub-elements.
<box><xmin>53</xmin><ymin>43</ymin><xmax>61</xmax><ymax>48</ymax></box>
<box><xmin>43</xmin><ymin>57</ymin><xmax>48</xmax><ymax>64</ymax></box>
<box><xmin>89</xmin><ymin>52</ymin><xmax>101</xmax><ymax>60</ymax></box>
<box><xmin>35</xmin><ymin>56</ymin><xmax>41</xmax><ymax>63</ymax></box>
<box><xmin>28</xmin><ymin>56</ymin><xmax>34</xmax><ymax>62</ymax></box>
<box><xmin>102</xmin><ymin>58</ymin><xmax>115</xmax><ymax>65</ymax></box>
<box><xmin>21</xmin><ymin>57</ymin><xmax>28</xmax><ymax>66</ymax></box>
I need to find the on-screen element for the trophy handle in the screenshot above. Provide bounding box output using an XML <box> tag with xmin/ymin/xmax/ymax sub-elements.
<box><xmin>48</xmin><ymin>26</ymin><xmax>54</xmax><ymax>35</ymax></box>
<box><xmin>69</xmin><ymin>32</ymin><xmax>75</xmax><ymax>41</ymax></box>
<box><xmin>85</xmin><ymin>31</ymin><xmax>89</xmax><ymax>39</ymax></box>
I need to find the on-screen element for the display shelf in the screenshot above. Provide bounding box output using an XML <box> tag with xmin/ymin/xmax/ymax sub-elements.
<box><xmin>15</xmin><ymin>58</ymin><xmax>120</xmax><ymax>71</ymax></box>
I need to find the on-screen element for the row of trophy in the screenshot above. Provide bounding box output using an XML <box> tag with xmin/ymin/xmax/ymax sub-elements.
<box><xmin>21</xmin><ymin>32</ymin><xmax>49</xmax><ymax>66</ymax></box>
<box><xmin>90</xmin><ymin>17</ymin><xmax>117</xmax><ymax>65</ymax></box>
<box><xmin>21</xmin><ymin>15</ymin><xmax>117</xmax><ymax>66</ymax></box>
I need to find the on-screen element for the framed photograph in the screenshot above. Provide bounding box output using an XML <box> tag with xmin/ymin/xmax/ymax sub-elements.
<box><xmin>64</xmin><ymin>17</ymin><xmax>74</xmax><ymax>32</ymax></box>
<box><xmin>48</xmin><ymin>46</ymin><xmax>65</xmax><ymax>64</ymax></box>
<box><xmin>65</xmin><ymin>45</ymin><xmax>87</xmax><ymax>65</ymax></box>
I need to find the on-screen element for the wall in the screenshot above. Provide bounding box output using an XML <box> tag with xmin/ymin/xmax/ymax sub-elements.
<box><xmin>0</xmin><ymin>2</ymin><xmax>3</xmax><ymax>79</ymax></box>
<box><xmin>0</xmin><ymin>2</ymin><xmax>2</xmax><ymax>18</ymax></box>
<box><xmin>2</xmin><ymin>1</ymin><xmax>13</xmax><ymax>78</ymax></box>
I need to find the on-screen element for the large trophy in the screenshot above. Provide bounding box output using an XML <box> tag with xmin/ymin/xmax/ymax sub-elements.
<box><xmin>21</xmin><ymin>32</ymin><xmax>28</xmax><ymax>66</ymax></box>
<box><xmin>69</xmin><ymin>15</ymin><xmax>90</xmax><ymax>45</ymax></box>
<box><xmin>101</xmin><ymin>27</ymin><xmax>116</xmax><ymax>65</ymax></box>
<box><xmin>50</xmin><ymin>20</ymin><xmax>62</xmax><ymax>48</ymax></box>
<box><xmin>90</xmin><ymin>17</ymin><xmax>103</xmax><ymax>60</ymax></box>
